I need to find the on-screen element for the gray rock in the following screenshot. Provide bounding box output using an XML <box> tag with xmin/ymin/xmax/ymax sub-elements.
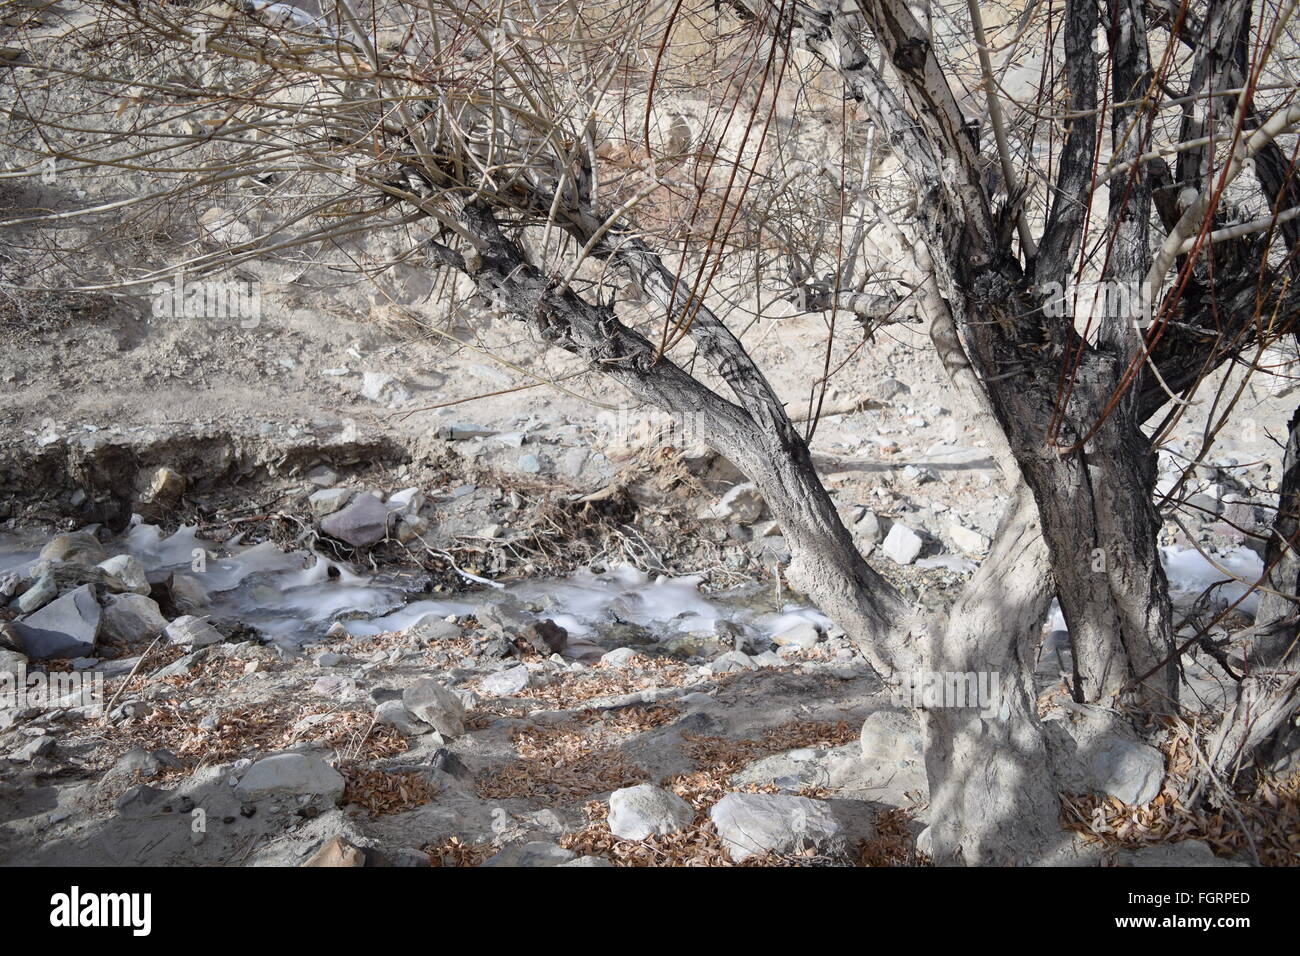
<box><xmin>608</xmin><ymin>784</ymin><xmax>694</xmax><ymax>841</ymax></box>
<box><xmin>438</xmin><ymin>423</ymin><xmax>496</xmax><ymax>441</ymax></box>
<box><xmin>168</xmin><ymin>573</ymin><xmax>209</xmax><ymax>613</ymax></box>
<box><xmin>860</xmin><ymin>709</ymin><xmax>923</xmax><ymax>765</ymax></box>
<box><xmin>480</xmin><ymin>841</ymin><xmax>576</xmax><ymax>867</ymax></box>
<box><xmin>1089</xmin><ymin>736</ymin><xmax>1165</xmax><ymax>806</ymax></box>
<box><xmin>881</xmin><ymin>523</ymin><xmax>924</xmax><ymax>565</ymax></box>
<box><xmin>517</xmin><ymin>453</ymin><xmax>543</xmax><ymax>474</ymax></box>
<box><xmin>854</xmin><ymin>511</ymin><xmax>883</xmax><ymax>545</ymax></box>
<box><xmin>306</xmin><ymin>465</ymin><xmax>340</xmax><ymax>488</ymax></box>
<box><xmin>39</xmin><ymin>533</ymin><xmax>106</xmax><ymax>565</ymax></box>
<box><xmin>481</xmin><ymin>665</ymin><xmax>531</xmax><ymax>697</ymax></box>
<box><xmin>773</xmin><ymin>620</ymin><xmax>822</xmax><ymax>649</ymax></box>
<box><xmin>164</xmin><ymin>615</ymin><xmax>225</xmax><ymax>648</ymax></box>
<box><xmin>402</xmin><ymin>679</ymin><xmax>466</xmax><ymax>737</ymax></box>
<box><xmin>709</xmin><ymin>793</ymin><xmax>846</xmax><ymax>862</ymax></box>
<box><xmin>101</xmin><ymin>593</ymin><xmax>169</xmax><ymax>644</ymax></box>
<box><xmin>1116</xmin><ymin>840</ymin><xmax>1248</xmax><ymax>867</ymax></box>
<box><xmin>600</xmin><ymin>647</ymin><xmax>641</xmax><ymax>668</ymax></box>
<box><xmin>13</xmin><ymin>584</ymin><xmax>101</xmax><ymax>660</ymax></box>
<box><xmin>708</xmin><ymin>650</ymin><xmax>756</xmax><ymax>674</ymax></box>
<box><xmin>360</xmin><ymin>371</ymin><xmax>410</xmax><ymax>405</ymax></box>
<box><xmin>308</xmin><ymin>487</ymin><xmax>352</xmax><ymax>516</ymax></box>
<box><xmin>0</xmin><ymin>647</ymin><xmax>26</xmax><ymax>678</ymax></box>
<box><xmin>10</xmin><ymin>735</ymin><xmax>57</xmax><ymax>761</ymax></box>
<box><xmin>374</xmin><ymin>699</ymin><xmax>430</xmax><ymax>736</ymax></box>
<box><xmin>13</xmin><ymin>571</ymin><xmax>57</xmax><ymax>613</ymax></box>
<box><xmin>235</xmin><ymin>753</ymin><xmax>345</xmax><ymax>804</ymax></box>
<box><xmin>320</xmin><ymin>492</ymin><xmax>390</xmax><ymax>547</ymax></box>
<box><xmin>557</xmin><ymin>855</ymin><xmax>615</xmax><ymax>867</ymax></box>
<box><xmin>386</xmin><ymin>487</ymin><xmax>424</xmax><ymax>514</ymax></box>
<box><xmin>95</xmin><ymin>554</ymin><xmax>150</xmax><ymax>594</ymax></box>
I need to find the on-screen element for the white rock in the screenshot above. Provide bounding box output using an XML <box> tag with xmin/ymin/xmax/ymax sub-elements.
<box><xmin>308</xmin><ymin>488</ymin><xmax>352</xmax><ymax>516</ymax></box>
<box><xmin>772</xmin><ymin>621</ymin><xmax>822</xmax><ymax>649</ymax></box>
<box><xmin>164</xmin><ymin>615</ymin><xmax>225</xmax><ymax>648</ymax></box>
<box><xmin>235</xmin><ymin>753</ymin><xmax>344</xmax><ymax>804</ymax></box>
<box><xmin>1089</xmin><ymin>736</ymin><xmax>1165</xmax><ymax>806</ymax></box>
<box><xmin>881</xmin><ymin>523</ymin><xmax>924</xmax><ymax>565</ymax></box>
<box><xmin>949</xmin><ymin>523</ymin><xmax>991</xmax><ymax>553</ymax></box>
<box><xmin>96</xmin><ymin>554</ymin><xmax>150</xmax><ymax>594</ymax></box>
<box><xmin>607</xmin><ymin>784</ymin><xmax>694</xmax><ymax>840</ymax></box>
<box><xmin>709</xmin><ymin>793</ymin><xmax>847</xmax><ymax>863</ymax></box>
<box><xmin>480</xmin><ymin>666</ymin><xmax>531</xmax><ymax>697</ymax></box>
<box><xmin>600</xmin><ymin>647</ymin><xmax>641</xmax><ymax>668</ymax></box>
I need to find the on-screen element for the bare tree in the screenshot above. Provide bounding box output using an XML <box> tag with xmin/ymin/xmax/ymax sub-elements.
<box><xmin>3</xmin><ymin>0</ymin><xmax>1300</xmax><ymax>863</ymax></box>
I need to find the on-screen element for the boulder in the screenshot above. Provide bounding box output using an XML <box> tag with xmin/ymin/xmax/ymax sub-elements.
<box><xmin>101</xmin><ymin>593</ymin><xmax>169</xmax><ymax>644</ymax></box>
<box><xmin>480</xmin><ymin>841</ymin><xmax>576</xmax><ymax>867</ymax></box>
<box><xmin>881</xmin><ymin>523</ymin><xmax>924</xmax><ymax>565</ymax></box>
<box><xmin>235</xmin><ymin>753</ymin><xmax>345</xmax><ymax>804</ymax></box>
<box><xmin>709</xmin><ymin>793</ymin><xmax>847</xmax><ymax>863</ymax></box>
<box><xmin>1089</xmin><ymin>736</ymin><xmax>1165</xmax><ymax>806</ymax></box>
<box><xmin>13</xmin><ymin>570</ymin><xmax>56</xmax><ymax>613</ymax></box>
<box><xmin>164</xmin><ymin>615</ymin><xmax>225</xmax><ymax>648</ymax></box>
<box><xmin>13</xmin><ymin>584</ymin><xmax>101</xmax><ymax>660</ymax></box>
<box><xmin>95</xmin><ymin>554</ymin><xmax>150</xmax><ymax>594</ymax></box>
<box><xmin>481</xmin><ymin>665</ymin><xmax>531</xmax><ymax>697</ymax></box>
<box><xmin>319</xmin><ymin>492</ymin><xmax>390</xmax><ymax>547</ymax></box>
<box><xmin>608</xmin><ymin>785</ymin><xmax>694</xmax><ymax>841</ymax></box>
<box><xmin>401</xmin><ymin>679</ymin><xmax>466</xmax><ymax>737</ymax></box>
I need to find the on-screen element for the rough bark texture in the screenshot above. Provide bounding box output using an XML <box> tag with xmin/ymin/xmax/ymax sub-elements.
<box><xmin>1254</xmin><ymin>404</ymin><xmax>1300</xmax><ymax>664</ymax></box>
<box><xmin>922</xmin><ymin>482</ymin><xmax>1069</xmax><ymax>865</ymax></box>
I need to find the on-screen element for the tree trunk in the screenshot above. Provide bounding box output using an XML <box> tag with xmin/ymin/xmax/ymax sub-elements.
<box><xmin>1253</xmin><ymin>403</ymin><xmax>1300</xmax><ymax>664</ymax></box>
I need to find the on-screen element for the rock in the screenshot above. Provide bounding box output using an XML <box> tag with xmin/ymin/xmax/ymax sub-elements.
<box><xmin>558</xmin><ymin>855</ymin><xmax>616</xmax><ymax>867</ymax></box>
<box><xmin>235</xmin><ymin>753</ymin><xmax>345</xmax><ymax>804</ymax></box>
<box><xmin>39</xmin><ymin>532</ymin><xmax>106</xmax><ymax>565</ymax></box>
<box><xmin>168</xmin><ymin>573</ymin><xmax>209</xmax><ymax>613</ymax></box>
<box><xmin>1116</xmin><ymin>841</ymin><xmax>1248</xmax><ymax>867</ymax></box>
<box><xmin>854</xmin><ymin>511</ymin><xmax>883</xmax><ymax>545</ymax></box>
<box><xmin>772</xmin><ymin>620</ymin><xmax>822</xmax><ymax>649</ymax></box>
<box><xmin>308</xmin><ymin>488</ymin><xmax>352</xmax><ymax>516</ymax></box>
<box><xmin>164</xmin><ymin>615</ymin><xmax>225</xmax><ymax>648</ymax></box>
<box><xmin>13</xmin><ymin>570</ymin><xmax>56</xmax><ymax>613</ymax></box>
<box><xmin>600</xmin><ymin>647</ymin><xmax>641</xmax><ymax>668</ymax></box>
<box><xmin>374</xmin><ymin>699</ymin><xmax>430</xmax><ymax>736</ymax></box>
<box><xmin>520</xmin><ymin>620</ymin><xmax>567</xmax><ymax>656</ymax></box>
<box><xmin>481</xmin><ymin>665</ymin><xmax>531</xmax><ymax>697</ymax></box>
<box><xmin>301</xmin><ymin>835</ymin><xmax>366</xmax><ymax>867</ymax></box>
<box><xmin>517</xmin><ymin>453</ymin><xmax>543</xmax><ymax>474</ymax></box>
<box><xmin>1089</xmin><ymin>736</ymin><xmax>1165</xmax><ymax>806</ymax></box>
<box><xmin>709</xmin><ymin>793</ymin><xmax>847</xmax><ymax>862</ymax></box>
<box><xmin>880</xmin><ymin>523</ymin><xmax>924</xmax><ymax>565</ymax></box>
<box><xmin>711</xmin><ymin>483</ymin><xmax>765</xmax><ymax>523</ymax></box>
<box><xmin>607</xmin><ymin>784</ymin><xmax>694</xmax><ymax>841</ymax></box>
<box><xmin>708</xmin><ymin>650</ymin><xmax>756</xmax><ymax>674</ymax></box>
<box><xmin>480</xmin><ymin>841</ymin><xmax>576</xmax><ymax>867</ymax></box>
<box><xmin>200</xmin><ymin>206</ymin><xmax>253</xmax><ymax>245</ymax></box>
<box><xmin>401</xmin><ymin>679</ymin><xmax>466</xmax><ymax>737</ymax></box>
<box><xmin>359</xmin><ymin>371</ymin><xmax>410</xmax><ymax>405</ymax></box>
<box><xmin>386</xmin><ymin>487</ymin><xmax>424</xmax><ymax>514</ymax></box>
<box><xmin>0</xmin><ymin>647</ymin><xmax>26</xmax><ymax>678</ymax></box>
<box><xmin>901</xmin><ymin>464</ymin><xmax>938</xmax><ymax>484</ymax></box>
<box><xmin>319</xmin><ymin>492</ymin><xmax>390</xmax><ymax>547</ymax></box>
<box><xmin>437</xmin><ymin>422</ymin><xmax>496</xmax><ymax>441</ymax></box>
<box><xmin>860</xmin><ymin>710</ymin><xmax>923</xmax><ymax>765</ymax></box>
<box><xmin>395</xmin><ymin>514</ymin><xmax>429</xmax><ymax>543</ymax></box>
<box><xmin>875</xmin><ymin>378</ymin><xmax>910</xmax><ymax>401</ymax></box>
<box><xmin>150</xmin><ymin>648</ymin><xmax>208</xmax><ymax>679</ymax></box>
<box><xmin>10</xmin><ymin>735</ymin><xmax>57</xmax><ymax>761</ymax></box>
<box><xmin>949</xmin><ymin>524</ymin><xmax>990</xmax><ymax>554</ymax></box>
<box><xmin>13</xmin><ymin>584</ymin><xmax>101</xmax><ymax>660</ymax></box>
<box><xmin>101</xmin><ymin>593</ymin><xmax>169</xmax><ymax>644</ymax></box>
<box><xmin>95</xmin><ymin>554</ymin><xmax>150</xmax><ymax>594</ymax></box>
<box><xmin>142</xmin><ymin>466</ymin><xmax>186</xmax><ymax>505</ymax></box>
<box><xmin>306</xmin><ymin>465</ymin><xmax>340</xmax><ymax>487</ymax></box>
